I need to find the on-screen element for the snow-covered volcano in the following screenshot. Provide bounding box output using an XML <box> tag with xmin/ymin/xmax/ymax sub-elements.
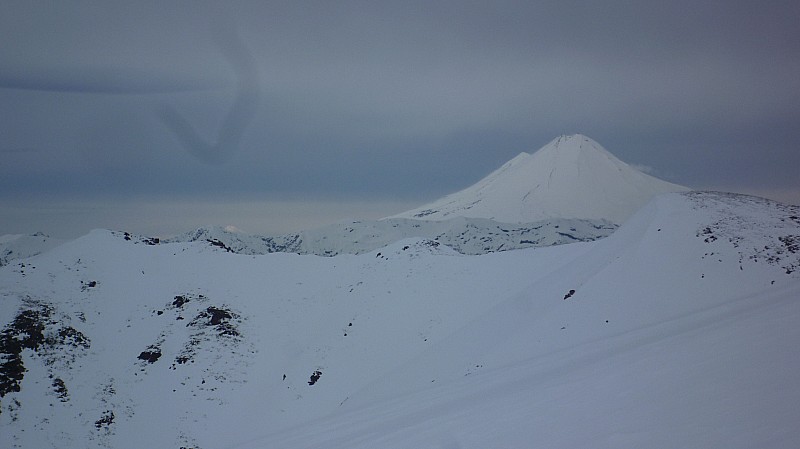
<box><xmin>391</xmin><ymin>134</ymin><xmax>689</xmax><ymax>224</ymax></box>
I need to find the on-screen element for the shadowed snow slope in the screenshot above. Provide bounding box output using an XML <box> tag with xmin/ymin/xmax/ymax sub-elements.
<box><xmin>1</xmin><ymin>192</ymin><xmax>799</xmax><ymax>449</ymax></box>
<box><xmin>391</xmin><ymin>134</ymin><xmax>690</xmax><ymax>224</ymax></box>
<box><xmin>0</xmin><ymin>232</ymin><xmax>64</xmax><ymax>267</ymax></box>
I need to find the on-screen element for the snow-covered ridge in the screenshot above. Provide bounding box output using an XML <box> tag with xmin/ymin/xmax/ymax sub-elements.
<box><xmin>390</xmin><ymin>134</ymin><xmax>690</xmax><ymax>224</ymax></box>
<box><xmin>2</xmin><ymin>191</ymin><xmax>799</xmax><ymax>448</ymax></box>
<box><xmin>0</xmin><ymin>211</ymin><xmax>616</xmax><ymax>268</ymax></box>
<box><xmin>0</xmin><ymin>134</ymin><xmax>680</xmax><ymax>264</ymax></box>
<box><xmin>0</xmin><ymin>232</ymin><xmax>65</xmax><ymax>267</ymax></box>
<box><xmin>164</xmin><ymin>216</ymin><xmax>617</xmax><ymax>256</ymax></box>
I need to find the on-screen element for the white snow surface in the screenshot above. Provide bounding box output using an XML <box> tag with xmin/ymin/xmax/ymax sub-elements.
<box><xmin>390</xmin><ymin>134</ymin><xmax>690</xmax><ymax>224</ymax></box>
<box><xmin>1</xmin><ymin>191</ymin><xmax>799</xmax><ymax>448</ymax></box>
<box><xmin>0</xmin><ymin>232</ymin><xmax>64</xmax><ymax>267</ymax></box>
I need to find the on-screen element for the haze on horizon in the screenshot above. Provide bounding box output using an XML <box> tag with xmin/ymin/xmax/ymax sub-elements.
<box><xmin>2</xmin><ymin>1</ymin><xmax>799</xmax><ymax>238</ymax></box>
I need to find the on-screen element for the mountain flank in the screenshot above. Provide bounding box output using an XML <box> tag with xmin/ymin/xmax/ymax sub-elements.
<box><xmin>390</xmin><ymin>134</ymin><xmax>689</xmax><ymax>224</ymax></box>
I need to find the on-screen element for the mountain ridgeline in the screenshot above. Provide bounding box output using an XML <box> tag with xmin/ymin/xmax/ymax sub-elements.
<box><xmin>167</xmin><ymin>134</ymin><xmax>685</xmax><ymax>256</ymax></box>
<box><xmin>1</xmin><ymin>191</ymin><xmax>798</xmax><ymax>449</ymax></box>
<box><xmin>0</xmin><ymin>135</ymin><xmax>684</xmax><ymax>261</ymax></box>
<box><xmin>164</xmin><ymin>217</ymin><xmax>617</xmax><ymax>257</ymax></box>
<box><xmin>166</xmin><ymin>134</ymin><xmax>684</xmax><ymax>256</ymax></box>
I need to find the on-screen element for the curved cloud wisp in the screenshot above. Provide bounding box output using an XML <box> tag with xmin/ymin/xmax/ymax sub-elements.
<box><xmin>159</xmin><ymin>27</ymin><xmax>261</xmax><ymax>165</ymax></box>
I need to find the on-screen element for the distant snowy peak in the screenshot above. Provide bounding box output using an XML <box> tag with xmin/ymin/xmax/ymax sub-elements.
<box><xmin>390</xmin><ymin>134</ymin><xmax>690</xmax><ymax>224</ymax></box>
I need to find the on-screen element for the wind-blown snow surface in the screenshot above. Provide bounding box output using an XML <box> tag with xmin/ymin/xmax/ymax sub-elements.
<box><xmin>1</xmin><ymin>192</ymin><xmax>799</xmax><ymax>448</ymax></box>
<box><xmin>391</xmin><ymin>134</ymin><xmax>690</xmax><ymax>224</ymax></box>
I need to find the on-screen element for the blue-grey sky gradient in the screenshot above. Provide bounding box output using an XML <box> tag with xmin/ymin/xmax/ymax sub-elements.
<box><xmin>2</xmin><ymin>1</ymin><xmax>799</xmax><ymax>238</ymax></box>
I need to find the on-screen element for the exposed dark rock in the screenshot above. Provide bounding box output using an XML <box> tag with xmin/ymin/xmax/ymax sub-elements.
<box><xmin>172</xmin><ymin>295</ymin><xmax>190</xmax><ymax>308</ymax></box>
<box><xmin>53</xmin><ymin>326</ymin><xmax>90</xmax><ymax>349</ymax></box>
<box><xmin>187</xmin><ymin>306</ymin><xmax>239</xmax><ymax>337</ymax></box>
<box><xmin>52</xmin><ymin>378</ymin><xmax>68</xmax><ymax>401</ymax></box>
<box><xmin>0</xmin><ymin>304</ymin><xmax>50</xmax><ymax>398</ymax></box>
<box><xmin>207</xmin><ymin>239</ymin><xmax>233</xmax><ymax>252</ymax></box>
<box><xmin>308</xmin><ymin>370</ymin><xmax>322</xmax><ymax>386</ymax></box>
<box><xmin>80</xmin><ymin>280</ymin><xmax>98</xmax><ymax>291</ymax></box>
<box><xmin>121</xmin><ymin>231</ymin><xmax>159</xmax><ymax>245</ymax></box>
<box><xmin>141</xmin><ymin>237</ymin><xmax>160</xmax><ymax>245</ymax></box>
<box><xmin>206</xmin><ymin>307</ymin><xmax>231</xmax><ymax>325</ymax></box>
<box><xmin>94</xmin><ymin>410</ymin><xmax>115</xmax><ymax>430</ymax></box>
<box><xmin>1</xmin><ymin>300</ymin><xmax>91</xmax><ymax>410</ymax></box>
<box><xmin>174</xmin><ymin>301</ymin><xmax>244</xmax><ymax>367</ymax></box>
<box><xmin>780</xmin><ymin>235</ymin><xmax>799</xmax><ymax>254</ymax></box>
<box><xmin>137</xmin><ymin>347</ymin><xmax>162</xmax><ymax>364</ymax></box>
<box><xmin>413</xmin><ymin>209</ymin><xmax>438</xmax><ymax>218</ymax></box>
<box><xmin>698</xmin><ymin>226</ymin><xmax>718</xmax><ymax>243</ymax></box>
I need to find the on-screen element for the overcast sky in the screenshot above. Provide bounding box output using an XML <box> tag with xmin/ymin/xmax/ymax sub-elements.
<box><xmin>2</xmin><ymin>1</ymin><xmax>799</xmax><ymax>238</ymax></box>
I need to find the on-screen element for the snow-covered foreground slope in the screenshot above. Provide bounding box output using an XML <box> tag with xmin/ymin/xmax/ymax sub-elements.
<box><xmin>260</xmin><ymin>281</ymin><xmax>800</xmax><ymax>449</ymax></box>
<box><xmin>1</xmin><ymin>192</ymin><xmax>799</xmax><ymax>448</ymax></box>
<box><xmin>391</xmin><ymin>134</ymin><xmax>690</xmax><ymax>224</ymax></box>
<box><xmin>0</xmin><ymin>229</ymin><xmax>588</xmax><ymax>448</ymax></box>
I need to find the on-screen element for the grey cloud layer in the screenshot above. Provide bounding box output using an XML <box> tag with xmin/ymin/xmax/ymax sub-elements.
<box><xmin>1</xmin><ymin>0</ymin><xmax>799</xmax><ymax>206</ymax></box>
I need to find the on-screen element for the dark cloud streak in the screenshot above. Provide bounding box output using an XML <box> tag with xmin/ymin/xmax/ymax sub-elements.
<box><xmin>0</xmin><ymin>66</ymin><xmax>225</xmax><ymax>94</ymax></box>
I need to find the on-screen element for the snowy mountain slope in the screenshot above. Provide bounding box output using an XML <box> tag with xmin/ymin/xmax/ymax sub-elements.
<box><xmin>0</xmin><ymin>232</ymin><xmax>65</xmax><ymax>267</ymax></box>
<box><xmin>255</xmin><ymin>281</ymin><xmax>800</xmax><ymax>449</ymax></box>
<box><xmin>1</xmin><ymin>191</ymin><xmax>799</xmax><ymax>448</ymax></box>
<box><xmin>167</xmin><ymin>216</ymin><xmax>616</xmax><ymax>257</ymax></box>
<box><xmin>0</xmin><ymin>230</ymin><xmax>588</xmax><ymax>448</ymax></box>
<box><xmin>248</xmin><ymin>192</ymin><xmax>800</xmax><ymax>448</ymax></box>
<box><xmin>343</xmin><ymin>191</ymin><xmax>800</xmax><ymax>405</ymax></box>
<box><xmin>390</xmin><ymin>134</ymin><xmax>690</xmax><ymax>224</ymax></box>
